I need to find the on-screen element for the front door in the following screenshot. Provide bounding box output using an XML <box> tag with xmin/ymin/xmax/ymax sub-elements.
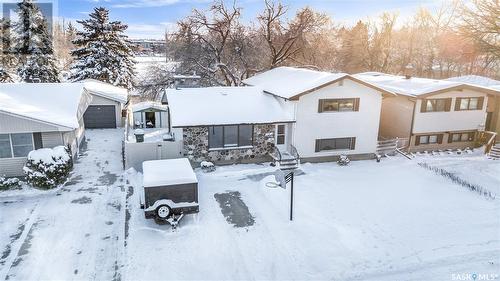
<box><xmin>275</xmin><ymin>124</ymin><xmax>287</xmax><ymax>151</ymax></box>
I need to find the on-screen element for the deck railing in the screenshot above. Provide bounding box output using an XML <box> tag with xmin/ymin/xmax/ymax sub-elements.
<box><xmin>478</xmin><ymin>131</ymin><xmax>498</xmax><ymax>154</ymax></box>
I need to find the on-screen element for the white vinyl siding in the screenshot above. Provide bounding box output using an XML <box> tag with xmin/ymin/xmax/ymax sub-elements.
<box><xmin>0</xmin><ymin>158</ymin><xmax>28</xmax><ymax>177</ymax></box>
<box><xmin>294</xmin><ymin>79</ymin><xmax>382</xmax><ymax>158</ymax></box>
<box><xmin>41</xmin><ymin>132</ymin><xmax>64</xmax><ymax>148</ymax></box>
<box><xmin>0</xmin><ymin>112</ymin><xmax>60</xmax><ymax>133</ymax></box>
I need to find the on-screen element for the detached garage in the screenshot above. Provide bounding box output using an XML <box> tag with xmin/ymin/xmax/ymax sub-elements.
<box><xmin>82</xmin><ymin>79</ymin><xmax>128</xmax><ymax>129</ymax></box>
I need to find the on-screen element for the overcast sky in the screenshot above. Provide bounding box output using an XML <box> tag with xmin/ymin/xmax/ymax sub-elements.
<box><xmin>56</xmin><ymin>0</ymin><xmax>447</xmax><ymax>39</ymax></box>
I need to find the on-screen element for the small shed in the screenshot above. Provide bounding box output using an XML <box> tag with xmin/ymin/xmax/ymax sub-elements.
<box><xmin>142</xmin><ymin>158</ymin><xmax>199</xmax><ymax>219</ymax></box>
<box><xmin>131</xmin><ymin>101</ymin><xmax>169</xmax><ymax>129</ymax></box>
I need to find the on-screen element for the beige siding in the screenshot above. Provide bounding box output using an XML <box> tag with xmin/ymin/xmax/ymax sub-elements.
<box><xmin>89</xmin><ymin>95</ymin><xmax>124</xmax><ymax>127</ymax></box>
<box><xmin>0</xmin><ymin>112</ymin><xmax>60</xmax><ymax>133</ymax></box>
<box><xmin>0</xmin><ymin>157</ymin><xmax>27</xmax><ymax>177</ymax></box>
<box><xmin>413</xmin><ymin>90</ymin><xmax>488</xmax><ymax>134</ymax></box>
<box><xmin>488</xmin><ymin>95</ymin><xmax>500</xmax><ymax>134</ymax></box>
<box><xmin>379</xmin><ymin>95</ymin><xmax>414</xmax><ymax>139</ymax></box>
<box><xmin>41</xmin><ymin>132</ymin><xmax>64</xmax><ymax>148</ymax></box>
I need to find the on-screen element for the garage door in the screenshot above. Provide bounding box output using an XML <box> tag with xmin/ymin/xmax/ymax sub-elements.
<box><xmin>84</xmin><ymin>105</ymin><xmax>116</xmax><ymax>128</ymax></box>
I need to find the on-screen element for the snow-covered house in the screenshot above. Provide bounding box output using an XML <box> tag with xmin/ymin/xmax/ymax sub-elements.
<box><xmin>0</xmin><ymin>83</ymin><xmax>92</xmax><ymax>177</ymax></box>
<box><xmin>82</xmin><ymin>79</ymin><xmax>128</xmax><ymax>128</ymax></box>
<box><xmin>163</xmin><ymin>67</ymin><xmax>393</xmax><ymax>165</ymax></box>
<box><xmin>243</xmin><ymin>67</ymin><xmax>394</xmax><ymax>162</ymax></box>
<box><xmin>355</xmin><ymin>72</ymin><xmax>500</xmax><ymax>152</ymax></box>
<box><xmin>445</xmin><ymin>75</ymin><xmax>500</xmax><ymax>135</ymax></box>
<box><xmin>166</xmin><ymin>86</ymin><xmax>295</xmax><ymax>164</ymax></box>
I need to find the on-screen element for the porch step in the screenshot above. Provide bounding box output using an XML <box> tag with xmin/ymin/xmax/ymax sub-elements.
<box><xmin>489</xmin><ymin>146</ymin><xmax>500</xmax><ymax>160</ymax></box>
<box><xmin>396</xmin><ymin>148</ymin><xmax>414</xmax><ymax>160</ymax></box>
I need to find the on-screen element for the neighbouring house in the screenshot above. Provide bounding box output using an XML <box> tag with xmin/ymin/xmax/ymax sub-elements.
<box><xmin>355</xmin><ymin>72</ymin><xmax>500</xmax><ymax>152</ymax></box>
<box><xmin>82</xmin><ymin>79</ymin><xmax>128</xmax><ymax>129</ymax></box>
<box><xmin>161</xmin><ymin>67</ymin><xmax>393</xmax><ymax>166</ymax></box>
<box><xmin>0</xmin><ymin>83</ymin><xmax>92</xmax><ymax>177</ymax></box>
<box><xmin>445</xmin><ymin>75</ymin><xmax>500</xmax><ymax>135</ymax></box>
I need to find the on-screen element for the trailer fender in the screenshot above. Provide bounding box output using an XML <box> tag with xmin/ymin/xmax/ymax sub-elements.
<box><xmin>145</xmin><ymin>199</ymin><xmax>199</xmax><ymax>212</ymax></box>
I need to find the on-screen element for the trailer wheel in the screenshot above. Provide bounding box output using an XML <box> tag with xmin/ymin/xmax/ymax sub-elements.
<box><xmin>156</xmin><ymin>205</ymin><xmax>171</xmax><ymax>219</ymax></box>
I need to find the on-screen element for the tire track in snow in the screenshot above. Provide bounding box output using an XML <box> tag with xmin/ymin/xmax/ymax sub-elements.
<box><xmin>0</xmin><ymin>203</ymin><xmax>39</xmax><ymax>280</ymax></box>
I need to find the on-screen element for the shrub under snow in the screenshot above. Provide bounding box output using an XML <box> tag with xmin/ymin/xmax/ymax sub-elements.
<box><xmin>23</xmin><ymin>146</ymin><xmax>73</xmax><ymax>189</ymax></box>
<box><xmin>0</xmin><ymin>177</ymin><xmax>21</xmax><ymax>191</ymax></box>
<box><xmin>201</xmin><ymin>161</ymin><xmax>216</xmax><ymax>173</ymax></box>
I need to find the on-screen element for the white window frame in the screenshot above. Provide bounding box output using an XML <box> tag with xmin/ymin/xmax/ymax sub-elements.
<box><xmin>1</xmin><ymin>133</ymin><xmax>35</xmax><ymax>159</ymax></box>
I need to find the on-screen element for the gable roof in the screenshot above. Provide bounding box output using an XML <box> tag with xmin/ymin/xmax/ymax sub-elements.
<box><xmin>354</xmin><ymin>72</ymin><xmax>500</xmax><ymax>98</ymax></box>
<box><xmin>242</xmin><ymin>67</ymin><xmax>393</xmax><ymax>99</ymax></box>
<box><xmin>0</xmin><ymin>83</ymin><xmax>91</xmax><ymax>130</ymax></box>
<box><xmin>165</xmin><ymin>87</ymin><xmax>295</xmax><ymax>127</ymax></box>
<box><xmin>131</xmin><ymin>101</ymin><xmax>168</xmax><ymax>112</ymax></box>
<box><xmin>82</xmin><ymin>79</ymin><xmax>128</xmax><ymax>103</ymax></box>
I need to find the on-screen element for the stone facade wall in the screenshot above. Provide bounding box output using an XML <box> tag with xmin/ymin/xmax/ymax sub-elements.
<box><xmin>183</xmin><ymin>125</ymin><xmax>275</xmax><ymax>164</ymax></box>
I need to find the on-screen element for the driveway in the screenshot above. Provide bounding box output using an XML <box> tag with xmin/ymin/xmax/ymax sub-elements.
<box><xmin>0</xmin><ymin>129</ymin><xmax>128</xmax><ymax>281</ymax></box>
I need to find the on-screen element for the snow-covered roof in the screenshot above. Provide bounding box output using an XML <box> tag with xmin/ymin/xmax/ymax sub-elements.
<box><xmin>143</xmin><ymin>158</ymin><xmax>198</xmax><ymax>187</ymax></box>
<box><xmin>82</xmin><ymin>79</ymin><xmax>128</xmax><ymax>103</ymax></box>
<box><xmin>445</xmin><ymin>75</ymin><xmax>500</xmax><ymax>87</ymax></box>
<box><xmin>243</xmin><ymin>67</ymin><xmax>349</xmax><ymax>99</ymax></box>
<box><xmin>131</xmin><ymin>101</ymin><xmax>168</xmax><ymax>112</ymax></box>
<box><xmin>166</xmin><ymin>87</ymin><xmax>295</xmax><ymax>127</ymax></box>
<box><xmin>0</xmin><ymin>83</ymin><xmax>90</xmax><ymax>130</ymax></box>
<box><xmin>354</xmin><ymin>72</ymin><xmax>499</xmax><ymax>97</ymax></box>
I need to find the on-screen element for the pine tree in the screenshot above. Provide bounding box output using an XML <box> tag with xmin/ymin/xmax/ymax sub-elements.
<box><xmin>18</xmin><ymin>52</ymin><xmax>59</xmax><ymax>82</ymax></box>
<box><xmin>70</xmin><ymin>7</ymin><xmax>135</xmax><ymax>88</ymax></box>
<box><xmin>13</xmin><ymin>0</ymin><xmax>60</xmax><ymax>82</ymax></box>
<box><xmin>0</xmin><ymin>18</ymin><xmax>16</xmax><ymax>81</ymax></box>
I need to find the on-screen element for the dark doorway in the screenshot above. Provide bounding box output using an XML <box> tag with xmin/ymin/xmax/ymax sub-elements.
<box><xmin>145</xmin><ymin>112</ymin><xmax>156</xmax><ymax>128</ymax></box>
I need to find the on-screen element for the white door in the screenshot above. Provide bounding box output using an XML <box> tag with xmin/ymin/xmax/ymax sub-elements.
<box><xmin>275</xmin><ymin>124</ymin><xmax>287</xmax><ymax>151</ymax></box>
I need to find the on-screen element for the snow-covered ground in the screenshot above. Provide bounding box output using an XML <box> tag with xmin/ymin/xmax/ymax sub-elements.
<box><xmin>1</xmin><ymin>129</ymin><xmax>499</xmax><ymax>280</ymax></box>
<box><xmin>134</xmin><ymin>56</ymin><xmax>179</xmax><ymax>79</ymax></box>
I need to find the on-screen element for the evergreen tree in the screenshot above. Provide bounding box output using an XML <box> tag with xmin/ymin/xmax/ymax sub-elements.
<box><xmin>70</xmin><ymin>7</ymin><xmax>135</xmax><ymax>88</ymax></box>
<box><xmin>18</xmin><ymin>52</ymin><xmax>59</xmax><ymax>82</ymax></box>
<box><xmin>13</xmin><ymin>0</ymin><xmax>60</xmax><ymax>82</ymax></box>
<box><xmin>0</xmin><ymin>18</ymin><xmax>16</xmax><ymax>81</ymax></box>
